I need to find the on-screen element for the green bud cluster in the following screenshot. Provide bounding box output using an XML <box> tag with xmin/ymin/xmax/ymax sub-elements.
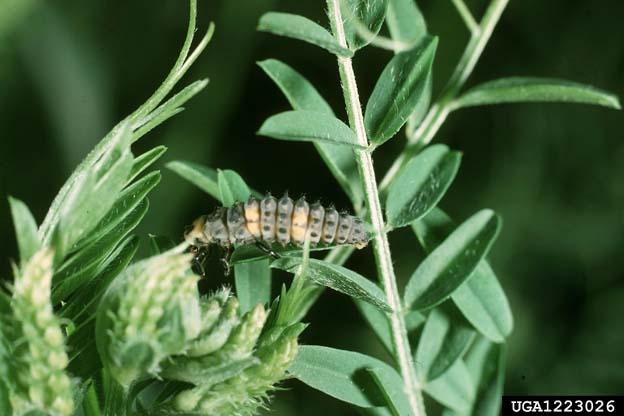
<box><xmin>95</xmin><ymin>248</ymin><xmax>201</xmax><ymax>387</ymax></box>
<box><xmin>153</xmin><ymin>289</ymin><xmax>305</xmax><ymax>416</ymax></box>
<box><xmin>8</xmin><ymin>249</ymin><xmax>74</xmax><ymax>416</ymax></box>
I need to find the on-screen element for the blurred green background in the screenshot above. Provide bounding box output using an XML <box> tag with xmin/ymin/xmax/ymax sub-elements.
<box><xmin>1</xmin><ymin>0</ymin><xmax>622</xmax><ymax>414</ymax></box>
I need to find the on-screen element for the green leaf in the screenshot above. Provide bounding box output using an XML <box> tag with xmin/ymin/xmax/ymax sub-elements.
<box><xmin>386</xmin><ymin>144</ymin><xmax>461</xmax><ymax>229</ymax></box>
<box><xmin>62</xmin><ymin>235</ymin><xmax>140</xmax><ymax>325</ymax></box>
<box><xmin>413</xmin><ymin>209</ymin><xmax>513</xmax><ymax>342</ymax></box>
<box><xmin>234</xmin><ymin>259</ymin><xmax>272</xmax><ymax>314</ymax></box>
<box><xmin>257</xmin><ymin>59</ymin><xmax>362</xmax><ymax>206</ymax></box>
<box><xmin>52</xmin><ymin>199</ymin><xmax>149</xmax><ymax>304</ymax></box>
<box><xmin>404</xmin><ymin>209</ymin><xmax>501</xmax><ymax>310</ymax></box>
<box><xmin>423</xmin><ymin>360</ymin><xmax>474</xmax><ymax>413</ymax></box>
<box><xmin>166</xmin><ymin>160</ymin><xmax>220</xmax><ymax>200</ymax></box>
<box><xmin>464</xmin><ymin>338</ymin><xmax>506</xmax><ymax>416</ymax></box>
<box><xmin>8</xmin><ymin>196</ymin><xmax>41</xmax><ymax>264</ymax></box>
<box><xmin>272</xmin><ymin>257</ymin><xmax>391</xmax><ymax>312</ymax></box>
<box><xmin>342</xmin><ymin>0</ymin><xmax>389</xmax><ymax>51</ymax></box>
<box><xmin>258</xmin><ymin>110</ymin><xmax>364</xmax><ymax>149</ymax></box>
<box><xmin>355</xmin><ymin>299</ymin><xmax>394</xmax><ymax>353</ymax></box>
<box><xmin>454</xmin><ymin>77</ymin><xmax>621</xmax><ymax>110</ymax></box>
<box><xmin>72</xmin><ymin>171</ymin><xmax>161</xmax><ymax>252</ymax></box>
<box><xmin>452</xmin><ymin>262</ymin><xmax>513</xmax><ymax>343</ymax></box>
<box><xmin>366</xmin><ymin>367</ymin><xmax>411</xmax><ymax>416</ymax></box>
<box><xmin>54</xmin><ymin>123</ymin><xmax>134</xmax><ymax>259</ymax></box>
<box><xmin>386</xmin><ymin>0</ymin><xmax>427</xmax><ymax>49</ymax></box>
<box><xmin>415</xmin><ymin>307</ymin><xmax>475</xmax><ymax>382</ymax></box>
<box><xmin>218</xmin><ymin>169</ymin><xmax>251</xmax><ymax>206</ymax></box>
<box><xmin>127</xmin><ymin>146</ymin><xmax>167</xmax><ymax>184</ymax></box>
<box><xmin>130</xmin><ymin>79</ymin><xmax>209</xmax><ymax>143</ymax></box>
<box><xmin>38</xmin><ymin>4</ymin><xmax>210</xmax><ymax>246</ymax></box>
<box><xmin>230</xmin><ymin>244</ymin><xmax>332</xmax><ymax>265</ymax></box>
<box><xmin>63</xmin><ymin>239</ymin><xmax>140</xmax><ymax>362</ymax></box>
<box><xmin>385</xmin><ymin>0</ymin><xmax>431</xmax><ymax>130</ymax></box>
<box><xmin>257</xmin><ymin>59</ymin><xmax>334</xmax><ymax>114</ymax></box>
<box><xmin>365</xmin><ymin>36</ymin><xmax>437</xmax><ymax>146</ymax></box>
<box><xmin>258</xmin><ymin>12</ymin><xmax>352</xmax><ymax>57</ymax></box>
<box><xmin>288</xmin><ymin>345</ymin><xmax>391</xmax><ymax>408</ymax></box>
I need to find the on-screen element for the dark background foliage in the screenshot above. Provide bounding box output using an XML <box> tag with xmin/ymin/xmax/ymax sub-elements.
<box><xmin>1</xmin><ymin>0</ymin><xmax>622</xmax><ymax>414</ymax></box>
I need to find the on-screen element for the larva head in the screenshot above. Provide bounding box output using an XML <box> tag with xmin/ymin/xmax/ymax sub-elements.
<box><xmin>184</xmin><ymin>215</ymin><xmax>210</xmax><ymax>248</ymax></box>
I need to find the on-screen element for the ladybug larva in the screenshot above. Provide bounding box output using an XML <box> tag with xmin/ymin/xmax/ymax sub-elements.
<box><xmin>184</xmin><ymin>193</ymin><xmax>369</xmax><ymax>267</ymax></box>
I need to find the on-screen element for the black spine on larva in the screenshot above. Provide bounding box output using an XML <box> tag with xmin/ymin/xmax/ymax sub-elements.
<box><xmin>276</xmin><ymin>193</ymin><xmax>294</xmax><ymax>245</ymax></box>
<box><xmin>227</xmin><ymin>202</ymin><xmax>253</xmax><ymax>244</ymax></box>
<box><xmin>206</xmin><ymin>207</ymin><xmax>229</xmax><ymax>247</ymax></box>
<box><xmin>348</xmin><ymin>216</ymin><xmax>368</xmax><ymax>245</ymax></box>
<box><xmin>308</xmin><ymin>202</ymin><xmax>325</xmax><ymax>245</ymax></box>
<box><xmin>322</xmin><ymin>207</ymin><xmax>339</xmax><ymax>244</ymax></box>
<box><xmin>335</xmin><ymin>212</ymin><xmax>353</xmax><ymax>244</ymax></box>
<box><xmin>260</xmin><ymin>194</ymin><xmax>277</xmax><ymax>243</ymax></box>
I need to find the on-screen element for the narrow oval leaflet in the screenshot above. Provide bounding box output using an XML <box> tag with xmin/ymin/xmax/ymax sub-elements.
<box><xmin>403</xmin><ymin>209</ymin><xmax>501</xmax><ymax>310</ymax></box>
<box><xmin>386</xmin><ymin>144</ymin><xmax>461</xmax><ymax>229</ymax></box>
<box><xmin>272</xmin><ymin>257</ymin><xmax>389</xmax><ymax>312</ymax></box>
<box><xmin>288</xmin><ymin>345</ymin><xmax>393</xmax><ymax>408</ymax></box>
<box><xmin>365</xmin><ymin>36</ymin><xmax>438</xmax><ymax>146</ymax></box>
<box><xmin>454</xmin><ymin>77</ymin><xmax>621</xmax><ymax>110</ymax></box>
<box><xmin>258</xmin><ymin>110</ymin><xmax>365</xmax><ymax>149</ymax></box>
<box><xmin>258</xmin><ymin>12</ymin><xmax>353</xmax><ymax>57</ymax></box>
<box><xmin>412</xmin><ymin>208</ymin><xmax>513</xmax><ymax>342</ymax></box>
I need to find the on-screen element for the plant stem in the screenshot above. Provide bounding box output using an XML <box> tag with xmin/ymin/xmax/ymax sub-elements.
<box><xmin>326</xmin><ymin>1</ymin><xmax>425</xmax><ymax>415</ymax></box>
<box><xmin>380</xmin><ymin>0</ymin><xmax>509</xmax><ymax>191</ymax></box>
<box><xmin>450</xmin><ymin>0</ymin><xmax>480</xmax><ymax>35</ymax></box>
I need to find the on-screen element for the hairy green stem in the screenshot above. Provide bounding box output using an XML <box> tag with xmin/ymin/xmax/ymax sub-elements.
<box><xmin>379</xmin><ymin>0</ymin><xmax>510</xmax><ymax>191</ymax></box>
<box><xmin>327</xmin><ymin>1</ymin><xmax>425</xmax><ymax>415</ymax></box>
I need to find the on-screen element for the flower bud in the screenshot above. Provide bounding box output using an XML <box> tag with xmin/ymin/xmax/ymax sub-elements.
<box><xmin>95</xmin><ymin>247</ymin><xmax>201</xmax><ymax>387</ymax></box>
<box><xmin>8</xmin><ymin>249</ymin><xmax>74</xmax><ymax>416</ymax></box>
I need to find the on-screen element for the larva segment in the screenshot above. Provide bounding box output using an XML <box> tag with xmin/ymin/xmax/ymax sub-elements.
<box><xmin>276</xmin><ymin>194</ymin><xmax>294</xmax><ymax>245</ymax></box>
<box><xmin>322</xmin><ymin>207</ymin><xmax>339</xmax><ymax>244</ymax></box>
<box><xmin>336</xmin><ymin>213</ymin><xmax>353</xmax><ymax>244</ymax></box>
<box><xmin>244</xmin><ymin>196</ymin><xmax>261</xmax><ymax>238</ymax></box>
<box><xmin>260</xmin><ymin>194</ymin><xmax>277</xmax><ymax>243</ymax></box>
<box><xmin>227</xmin><ymin>202</ymin><xmax>253</xmax><ymax>244</ymax></box>
<box><xmin>205</xmin><ymin>208</ymin><xmax>229</xmax><ymax>247</ymax></box>
<box><xmin>291</xmin><ymin>197</ymin><xmax>310</xmax><ymax>246</ymax></box>
<box><xmin>348</xmin><ymin>217</ymin><xmax>368</xmax><ymax>249</ymax></box>
<box><xmin>308</xmin><ymin>202</ymin><xmax>325</xmax><ymax>245</ymax></box>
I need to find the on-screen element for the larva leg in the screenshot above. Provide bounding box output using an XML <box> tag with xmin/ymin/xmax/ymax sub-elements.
<box><xmin>255</xmin><ymin>240</ymin><xmax>281</xmax><ymax>259</ymax></box>
<box><xmin>220</xmin><ymin>246</ymin><xmax>233</xmax><ymax>276</ymax></box>
<box><xmin>191</xmin><ymin>249</ymin><xmax>208</xmax><ymax>277</ymax></box>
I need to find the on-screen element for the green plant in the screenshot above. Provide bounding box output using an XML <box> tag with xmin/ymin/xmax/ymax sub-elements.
<box><xmin>3</xmin><ymin>1</ymin><xmax>620</xmax><ymax>416</ymax></box>
<box><xmin>2</xmin><ymin>1</ymin><xmax>306</xmax><ymax>414</ymax></box>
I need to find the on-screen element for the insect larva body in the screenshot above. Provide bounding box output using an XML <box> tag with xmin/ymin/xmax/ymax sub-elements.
<box><xmin>185</xmin><ymin>193</ymin><xmax>369</xmax><ymax>251</ymax></box>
